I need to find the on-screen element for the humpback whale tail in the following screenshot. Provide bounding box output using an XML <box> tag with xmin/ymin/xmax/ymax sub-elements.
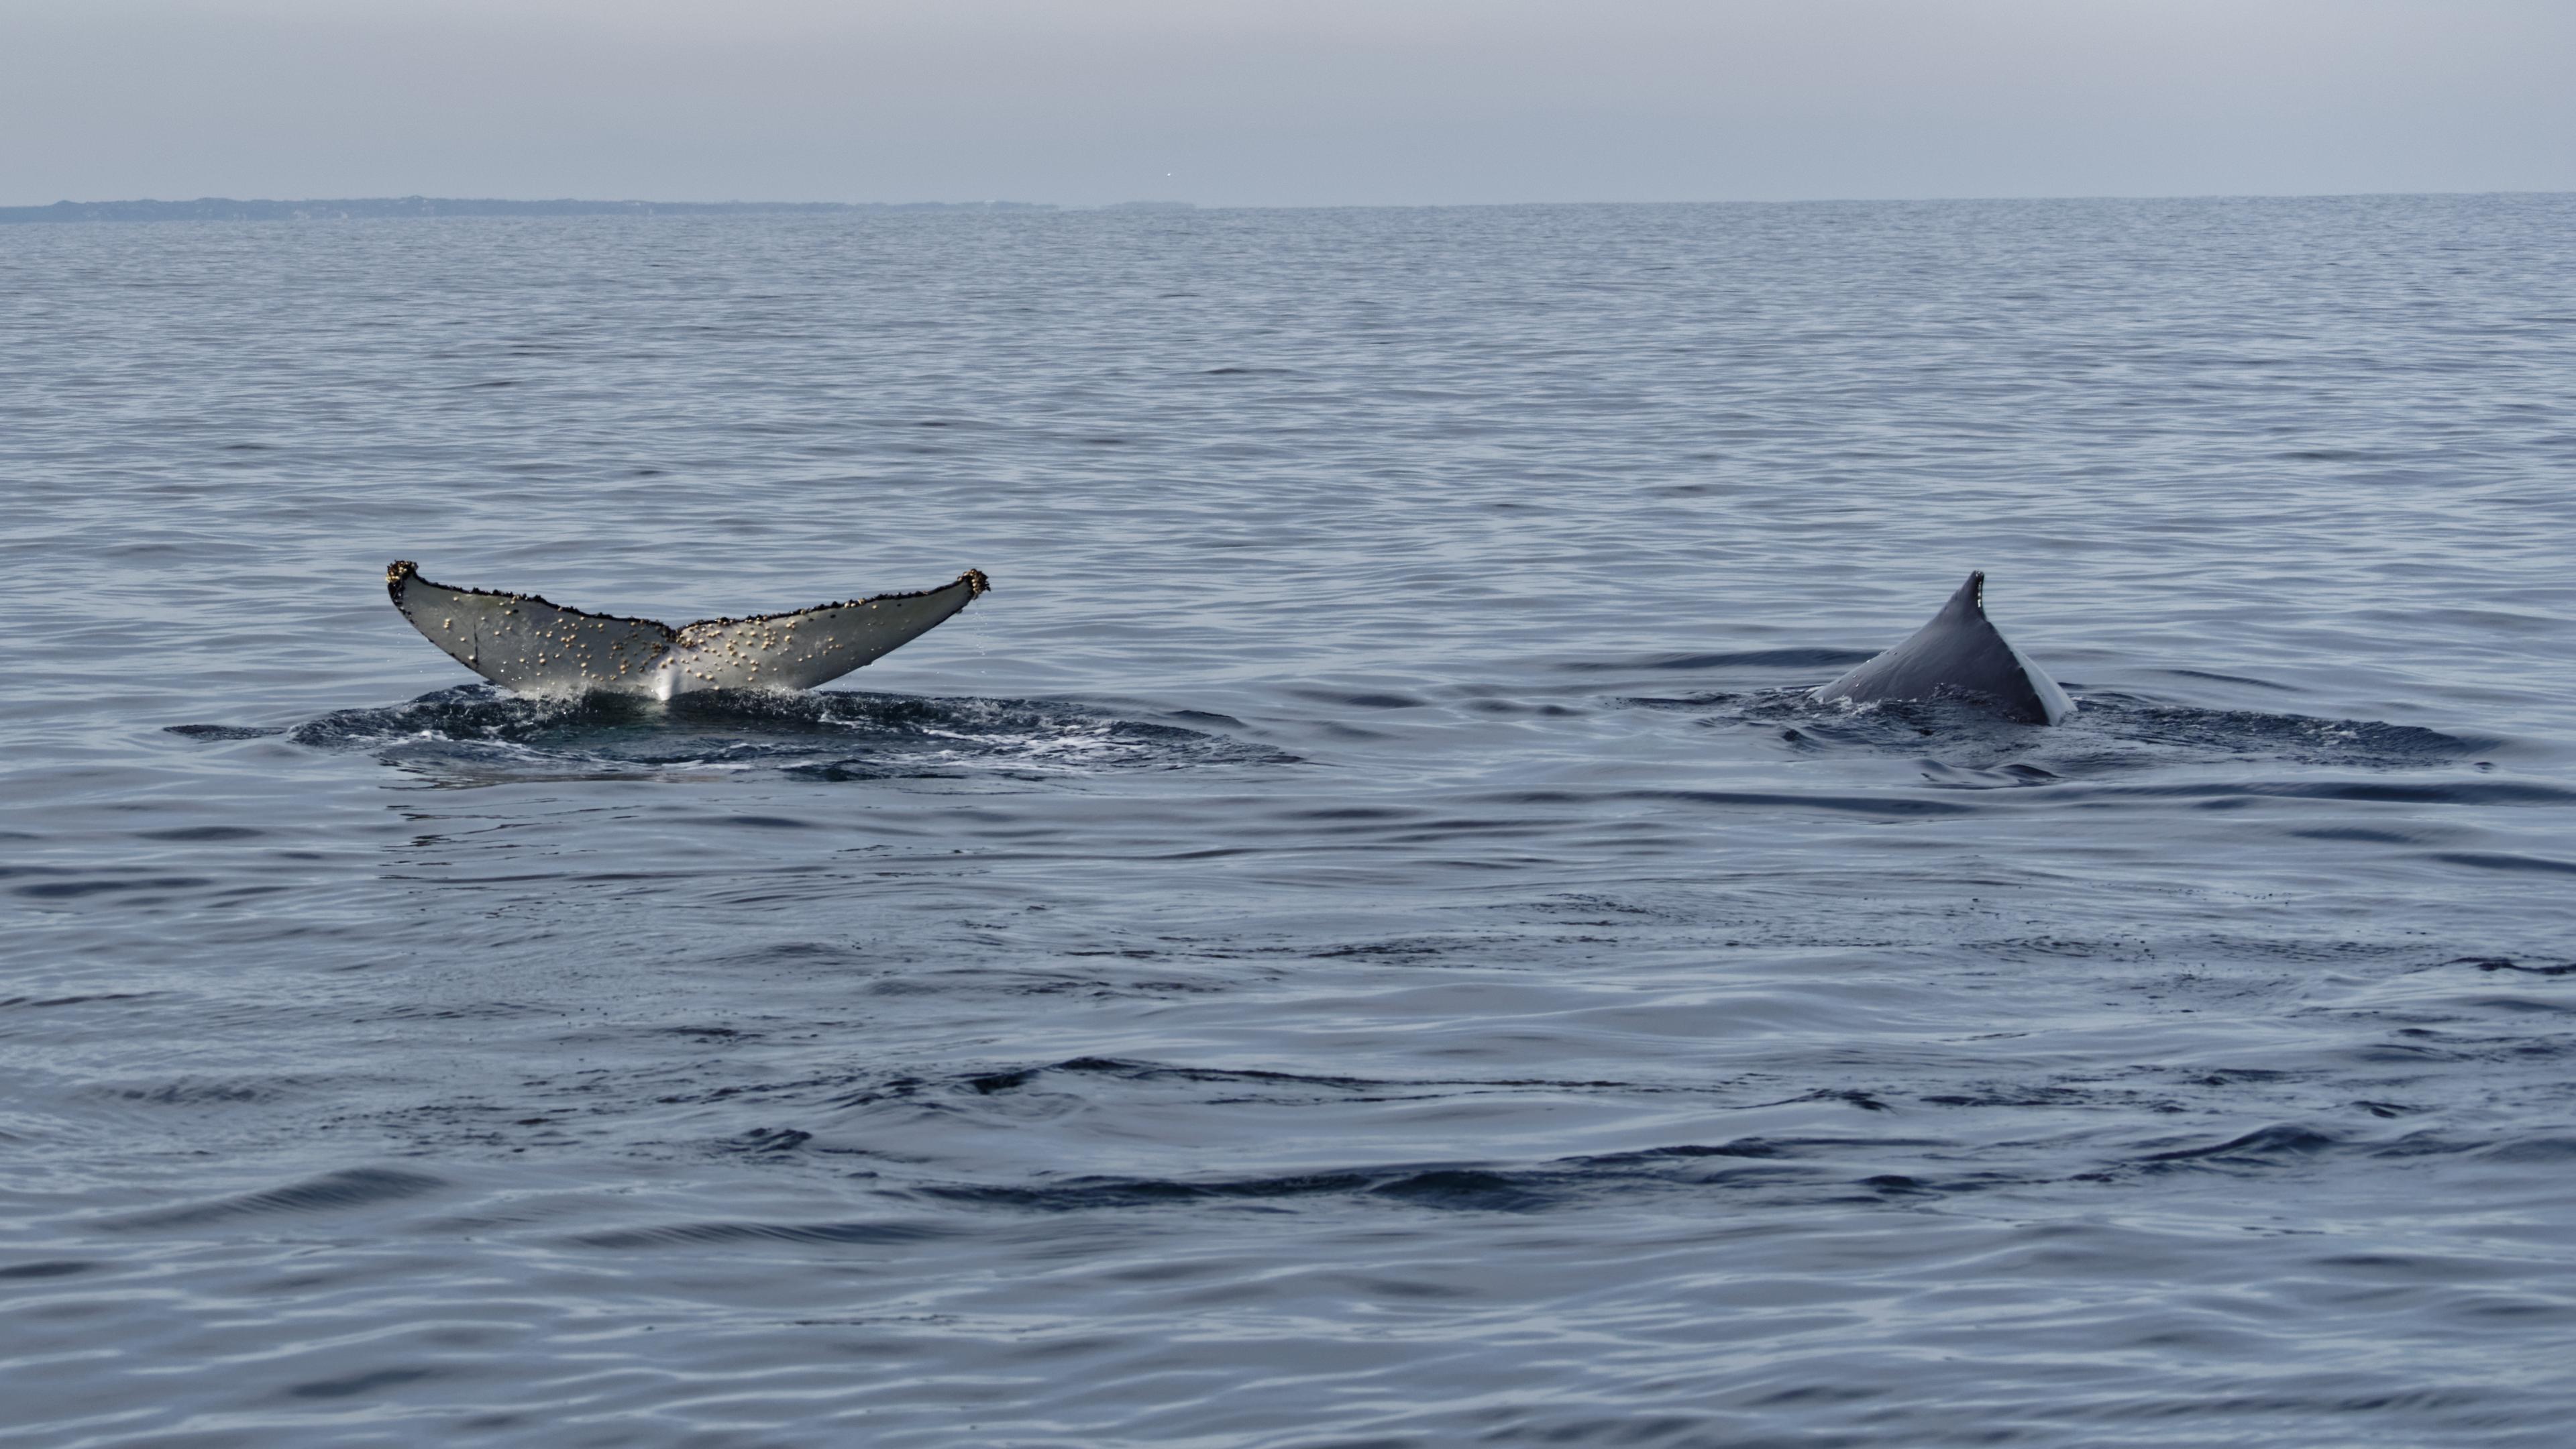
<box><xmin>1811</xmin><ymin>572</ymin><xmax>2073</xmax><ymax>724</ymax></box>
<box><xmin>385</xmin><ymin>561</ymin><xmax>989</xmax><ymax>698</ymax></box>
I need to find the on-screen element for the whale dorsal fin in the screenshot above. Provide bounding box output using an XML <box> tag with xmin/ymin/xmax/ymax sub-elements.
<box><xmin>1810</xmin><ymin>571</ymin><xmax>2073</xmax><ymax>724</ymax></box>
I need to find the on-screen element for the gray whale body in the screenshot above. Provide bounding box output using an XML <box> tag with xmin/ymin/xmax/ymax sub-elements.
<box><xmin>385</xmin><ymin>561</ymin><xmax>989</xmax><ymax>698</ymax></box>
<box><xmin>1811</xmin><ymin>572</ymin><xmax>2073</xmax><ymax>725</ymax></box>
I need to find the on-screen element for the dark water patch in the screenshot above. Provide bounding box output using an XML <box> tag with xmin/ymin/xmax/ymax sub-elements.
<box><xmin>15</xmin><ymin>875</ymin><xmax>213</xmax><ymax>900</ymax></box>
<box><xmin>286</xmin><ymin>684</ymin><xmax>1281</xmax><ymax>782</ymax></box>
<box><xmin>1778</xmin><ymin>1087</ymin><xmax>1896</xmax><ymax>1112</ymax></box>
<box><xmin>2159</xmin><ymin>667</ymin><xmax>2301</xmax><ymax>691</ymax></box>
<box><xmin>132</xmin><ymin>824</ymin><xmax>267</xmax><ymax>841</ymax></box>
<box><xmin>572</xmin><ymin>1219</ymin><xmax>958</xmax><ymax>1248</ymax></box>
<box><xmin>782</xmin><ymin>760</ymin><xmax>967</xmax><ymax>782</ymax></box>
<box><xmin>2186</xmin><ymin>1066</ymin><xmax>2299</xmax><ymax>1086</ymax></box>
<box><xmin>288</xmin><ymin>1366</ymin><xmax>441</xmax><ymax>1400</ymax></box>
<box><xmin>1310</xmin><ymin>936</ymin><xmax>1466</xmax><ymax>959</ymax></box>
<box><xmin>2447</xmin><ymin>957</ymin><xmax>2576</xmax><ymax>976</ymax></box>
<box><xmin>1371</xmin><ymin>1168</ymin><xmax>1551</xmax><ymax>1212</ymax></box>
<box><xmin>734</xmin><ymin>1126</ymin><xmax>811</xmax><ymax>1153</ymax></box>
<box><xmin>1974</xmin><ymin>934</ymin><xmax>2159</xmax><ymax>963</ymax></box>
<box><xmin>1461</xmin><ymin>696</ymin><xmax>1586</xmax><ymax>716</ymax></box>
<box><xmin>1289</xmin><ymin>805</ymin><xmax>1417</xmax><ymax>822</ymax></box>
<box><xmin>0</xmin><ymin>1260</ymin><xmax>97</xmax><ymax>1280</ymax></box>
<box><xmin>2135</xmin><ymin>1124</ymin><xmax>2346</xmax><ymax>1173</ymax></box>
<box><xmin>1570</xmin><ymin>1138</ymin><xmax>1834</xmax><ymax>1165</ymax></box>
<box><xmin>2103</xmin><ymin>780</ymin><xmax>2570</xmax><ymax>807</ymax></box>
<box><xmin>0</xmin><ymin>992</ymin><xmax>158</xmax><ymax>1009</ymax></box>
<box><xmin>916</xmin><ymin>1167</ymin><xmax>1488</xmax><ymax>1212</ymax></box>
<box><xmin>113</xmin><ymin>1167</ymin><xmax>447</xmax><ymax>1229</ymax></box>
<box><xmin>1920</xmin><ymin>1085</ymin><xmax>2098</xmax><ymax>1109</ymax></box>
<box><xmin>1485</xmin><ymin>786</ymin><xmax>1977</xmax><ymax>819</ymax></box>
<box><xmin>2465</xmin><ymin>1135</ymin><xmax>2576</xmax><ymax>1163</ymax></box>
<box><xmin>2066</xmin><ymin>698</ymin><xmax>2489</xmax><ymax>769</ymax></box>
<box><xmin>2433</xmin><ymin>851</ymin><xmax>2576</xmax><ymax>876</ymax></box>
<box><xmin>101</xmin><ymin>1077</ymin><xmax>304</xmax><ymax>1107</ymax></box>
<box><xmin>1570</xmin><ymin>647</ymin><xmax>1875</xmax><ymax>673</ymax></box>
<box><xmin>1917</xmin><ymin>760</ymin><xmax>2061</xmax><ymax>790</ymax></box>
<box><xmin>945</xmin><ymin>1057</ymin><xmax>1642</xmax><ymax>1107</ymax></box>
<box><xmin>1054</xmin><ymin>1055</ymin><xmax>1458</xmax><ymax>1093</ymax></box>
<box><xmin>164</xmin><ymin>723</ymin><xmax>287</xmax><ymax>741</ymax></box>
<box><xmin>1287</xmin><ymin>687</ymin><xmax>1432</xmax><ymax>710</ymax></box>
<box><xmin>912</xmin><ymin>1135</ymin><xmax>1964</xmax><ymax>1217</ymax></box>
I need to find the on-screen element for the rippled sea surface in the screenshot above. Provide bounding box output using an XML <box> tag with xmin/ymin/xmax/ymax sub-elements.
<box><xmin>5</xmin><ymin>197</ymin><xmax>2575</xmax><ymax>1446</ymax></box>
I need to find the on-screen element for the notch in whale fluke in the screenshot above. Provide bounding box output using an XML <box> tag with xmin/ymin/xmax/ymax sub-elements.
<box><xmin>384</xmin><ymin>560</ymin><xmax>990</xmax><ymax>698</ymax></box>
<box><xmin>1810</xmin><ymin>571</ymin><xmax>2073</xmax><ymax>724</ymax></box>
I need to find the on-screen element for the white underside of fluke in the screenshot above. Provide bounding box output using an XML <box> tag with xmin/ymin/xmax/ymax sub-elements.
<box><xmin>385</xmin><ymin>562</ymin><xmax>989</xmax><ymax>697</ymax></box>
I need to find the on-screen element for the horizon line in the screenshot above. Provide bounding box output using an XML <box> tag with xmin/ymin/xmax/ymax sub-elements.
<box><xmin>6</xmin><ymin>189</ymin><xmax>2571</xmax><ymax>221</ymax></box>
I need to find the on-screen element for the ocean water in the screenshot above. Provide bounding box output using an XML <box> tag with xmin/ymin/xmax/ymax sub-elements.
<box><xmin>3</xmin><ymin>196</ymin><xmax>2574</xmax><ymax>1447</ymax></box>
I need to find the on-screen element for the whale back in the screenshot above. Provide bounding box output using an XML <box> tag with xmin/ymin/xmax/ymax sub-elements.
<box><xmin>386</xmin><ymin>562</ymin><xmax>988</xmax><ymax>698</ymax></box>
<box><xmin>1810</xmin><ymin>572</ymin><xmax>2073</xmax><ymax>725</ymax></box>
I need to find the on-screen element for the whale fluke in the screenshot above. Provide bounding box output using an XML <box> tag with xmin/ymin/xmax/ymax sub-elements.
<box><xmin>1811</xmin><ymin>572</ymin><xmax>2073</xmax><ymax>724</ymax></box>
<box><xmin>385</xmin><ymin>561</ymin><xmax>989</xmax><ymax>698</ymax></box>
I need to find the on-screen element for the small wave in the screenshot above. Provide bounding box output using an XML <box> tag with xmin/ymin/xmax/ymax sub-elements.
<box><xmin>111</xmin><ymin>1167</ymin><xmax>445</xmax><ymax>1230</ymax></box>
<box><xmin>284</xmin><ymin>684</ymin><xmax>1286</xmax><ymax>784</ymax></box>
<box><xmin>2137</xmin><ymin>1123</ymin><xmax>2345</xmax><ymax>1171</ymax></box>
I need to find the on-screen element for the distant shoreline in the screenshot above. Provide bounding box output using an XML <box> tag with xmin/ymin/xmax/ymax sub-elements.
<box><xmin>0</xmin><ymin>196</ymin><xmax>1109</xmax><ymax>225</ymax></box>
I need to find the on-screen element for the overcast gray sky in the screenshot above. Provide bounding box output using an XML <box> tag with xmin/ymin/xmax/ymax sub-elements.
<box><xmin>5</xmin><ymin>0</ymin><xmax>2571</xmax><ymax>207</ymax></box>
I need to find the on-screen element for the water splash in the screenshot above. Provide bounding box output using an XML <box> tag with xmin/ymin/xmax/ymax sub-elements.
<box><xmin>269</xmin><ymin>684</ymin><xmax>1287</xmax><ymax>783</ymax></box>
